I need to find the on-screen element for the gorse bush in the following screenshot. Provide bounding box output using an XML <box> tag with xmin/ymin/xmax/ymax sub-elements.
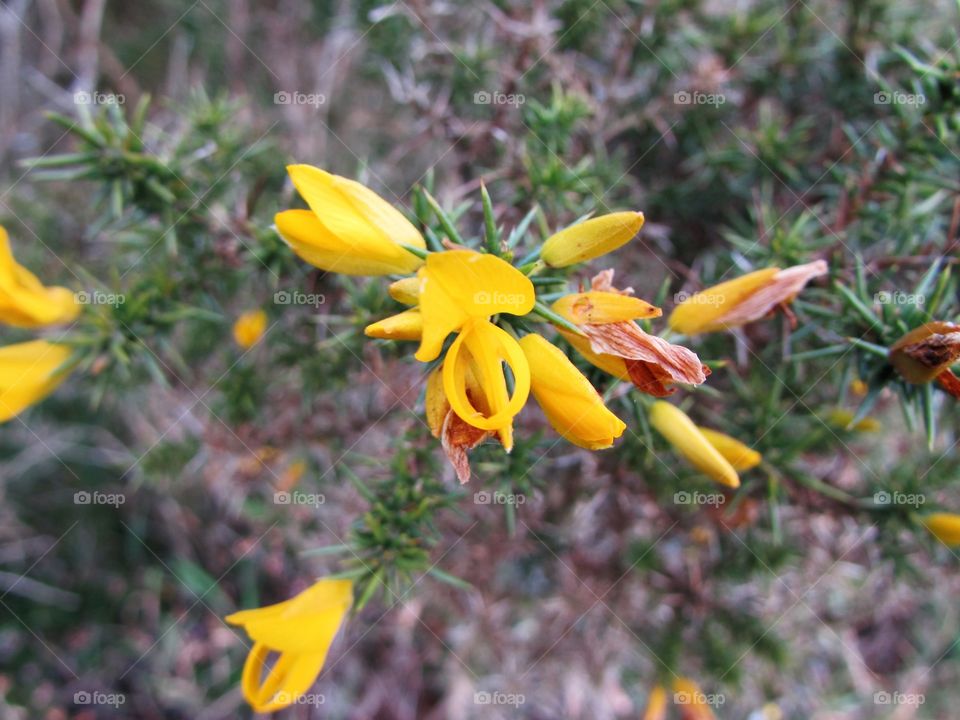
<box><xmin>1</xmin><ymin>0</ymin><xmax>959</xmax><ymax>717</ymax></box>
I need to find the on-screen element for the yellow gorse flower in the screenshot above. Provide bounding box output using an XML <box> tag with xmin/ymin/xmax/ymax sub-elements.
<box><xmin>232</xmin><ymin>309</ymin><xmax>268</xmax><ymax>349</ymax></box>
<box><xmin>642</xmin><ymin>684</ymin><xmax>668</xmax><ymax>720</ymax></box>
<box><xmin>0</xmin><ymin>225</ymin><xmax>78</xmax><ymax>328</ymax></box>
<box><xmin>649</xmin><ymin>401</ymin><xmax>743</xmax><ymax>488</ymax></box>
<box><xmin>0</xmin><ymin>340</ymin><xmax>73</xmax><ymax>423</ymax></box>
<box><xmin>275</xmin><ymin>165</ymin><xmax>426</xmax><ymax>276</ymax></box>
<box><xmin>540</xmin><ymin>211</ymin><xmax>645</xmax><ymax>267</ymax></box>
<box><xmin>921</xmin><ymin>513</ymin><xmax>960</xmax><ymax>546</ymax></box>
<box><xmin>671</xmin><ymin>676</ymin><xmax>716</xmax><ymax>720</ymax></box>
<box><xmin>226</xmin><ymin>578</ymin><xmax>353</xmax><ymax>713</ymax></box>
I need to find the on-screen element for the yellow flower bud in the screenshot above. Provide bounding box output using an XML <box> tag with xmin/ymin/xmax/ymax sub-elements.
<box><xmin>541</xmin><ymin>211</ymin><xmax>644</xmax><ymax>267</ymax></box>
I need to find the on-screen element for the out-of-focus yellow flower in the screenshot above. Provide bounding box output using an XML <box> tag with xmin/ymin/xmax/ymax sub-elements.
<box><xmin>826</xmin><ymin>408</ymin><xmax>881</xmax><ymax>432</ymax></box>
<box><xmin>415</xmin><ymin>249</ymin><xmax>534</xmax><ymax>362</ymax></box>
<box><xmin>921</xmin><ymin>513</ymin><xmax>960</xmax><ymax>546</ymax></box>
<box><xmin>669</xmin><ymin>260</ymin><xmax>827</xmax><ymax>335</ymax></box>
<box><xmin>519</xmin><ymin>333</ymin><xmax>625</xmax><ymax>449</ymax></box>
<box><xmin>642</xmin><ymin>684</ymin><xmax>667</xmax><ymax>720</ymax></box>
<box><xmin>541</xmin><ymin>211</ymin><xmax>645</xmax><ymax>267</ymax></box>
<box><xmin>364</xmin><ymin>309</ymin><xmax>422</xmax><ymax>341</ymax></box>
<box><xmin>226</xmin><ymin>578</ymin><xmax>353</xmax><ymax>713</ymax></box>
<box><xmin>275</xmin><ymin>165</ymin><xmax>426</xmax><ymax>276</ymax></box>
<box><xmin>0</xmin><ymin>226</ymin><xmax>78</xmax><ymax>328</ymax></box>
<box><xmin>649</xmin><ymin>402</ymin><xmax>740</xmax><ymax>488</ymax></box>
<box><xmin>889</xmin><ymin>322</ymin><xmax>960</xmax><ymax>399</ymax></box>
<box><xmin>233</xmin><ymin>309</ymin><xmax>268</xmax><ymax>349</ymax></box>
<box><xmin>850</xmin><ymin>378</ymin><xmax>868</xmax><ymax>396</ymax></box>
<box><xmin>553</xmin><ymin>272</ymin><xmax>707</xmax><ymax>397</ymax></box>
<box><xmin>672</xmin><ymin>677</ymin><xmax>716</xmax><ymax>720</ymax></box>
<box><xmin>698</xmin><ymin>427</ymin><xmax>762</xmax><ymax>470</ymax></box>
<box><xmin>0</xmin><ymin>340</ymin><xmax>73</xmax><ymax>423</ymax></box>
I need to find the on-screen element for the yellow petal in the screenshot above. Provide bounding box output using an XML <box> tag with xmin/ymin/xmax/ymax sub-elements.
<box><xmin>240</xmin><ymin>642</ymin><xmax>327</xmax><ymax>713</ymax></box>
<box><xmin>541</xmin><ymin>211</ymin><xmax>645</xmax><ymax>267</ymax></box>
<box><xmin>233</xmin><ymin>309</ymin><xmax>268</xmax><ymax>349</ymax></box>
<box><xmin>698</xmin><ymin>427</ymin><xmax>762</xmax><ymax>471</ymax></box>
<box><xmin>441</xmin><ymin>319</ymin><xmax>530</xmax><ymax>448</ymax></box>
<box><xmin>415</xmin><ymin>250</ymin><xmax>534</xmax><ymax>362</ymax></box>
<box><xmin>424</xmin><ymin>365</ymin><xmax>448</xmax><ymax>437</ymax></box>
<box><xmin>649</xmin><ymin>402</ymin><xmax>740</xmax><ymax>488</ymax></box>
<box><xmin>671</xmin><ymin>677</ymin><xmax>716</xmax><ymax>720</ymax></box>
<box><xmin>287</xmin><ymin>165</ymin><xmax>425</xmax><ymax>249</ymax></box>
<box><xmin>642</xmin><ymin>685</ymin><xmax>667</xmax><ymax>720</ymax></box>
<box><xmin>519</xmin><ymin>333</ymin><xmax>625</xmax><ymax>449</ymax></box>
<box><xmin>388</xmin><ymin>277</ymin><xmax>421</xmax><ymax>305</ymax></box>
<box><xmin>921</xmin><ymin>513</ymin><xmax>960</xmax><ymax>546</ymax></box>
<box><xmin>826</xmin><ymin>408</ymin><xmax>881</xmax><ymax>432</ymax></box>
<box><xmin>552</xmin><ymin>291</ymin><xmax>661</xmax><ymax>324</ymax></box>
<box><xmin>668</xmin><ymin>268</ymin><xmax>780</xmax><ymax>335</ymax></box>
<box><xmin>275</xmin><ymin>208</ymin><xmax>423</xmax><ymax>276</ymax></box>
<box><xmin>0</xmin><ymin>227</ymin><xmax>79</xmax><ymax>328</ymax></box>
<box><xmin>364</xmin><ymin>309</ymin><xmax>423</xmax><ymax>341</ymax></box>
<box><xmin>0</xmin><ymin>340</ymin><xmax>73</xmax><ymax>423</ymax></box>
<box><xmin>225</xmin><ymin>577</ymin><xmax>353</xmax><ymax>653</ymax></box>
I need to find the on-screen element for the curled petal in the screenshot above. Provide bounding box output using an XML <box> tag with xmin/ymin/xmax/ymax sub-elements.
<box><xmin>0</xmin><ymin>226</ymin><xmax>79</xmax><ymax>328</ymax></box>
<box><xmin>890</xmin><ymin>321</ymin><xmax>960</xmax><ymax>384</ymax></box>
<box><xmin>0</xmin><ymin>340</ymin><xmax>73</xmax><ymax>423</ymax></box>
<box><xmin>241</xmin><ymin>643</ymin><xmax>327</xmax><ymax>713</ymax></box>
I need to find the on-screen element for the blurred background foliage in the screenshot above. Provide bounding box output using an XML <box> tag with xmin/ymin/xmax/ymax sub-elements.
<box><xmin>0</xmin><ymin>0</ymin><xmax>958</xmax><ymax>717</ymax></box>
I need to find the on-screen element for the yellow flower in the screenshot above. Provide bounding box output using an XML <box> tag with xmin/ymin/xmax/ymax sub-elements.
<box><xmin>388</xmin><ymin>276</ymin><xmax>421</xmax><ymax>305</ymax></box>
<box><xmin>921</xmin><ymin>513</ymin><xmax>960</xmax><ymax>546</ymax></box>
<box><xmin>226</xmin><ymin>578</ymin><xmax>353</xmax><ymax>713</ymax></box>
<box><xmin>669</xmin><ymin>260</ymin><xmax>827</xmax><ymax>335</ymax></box>
<box><xmin>275</xmin><ymin>165</ymin><xmax>426</xmax><ymax>276</ymax></box>
<box><xmin>649</xmin><ymin>401</ymin><xmax>740</xmax><ymax>488</ymax></box>
<box><xmin>541</xmin><ymin>211</ymin><xmax>644</xmax><ymax>267</ymax></box>
<box><xmin>642</xmin><ymin>685</ymin><xmax>667</xmax><ymax>720</ymax></box>
<box><xmin>519</xmin><ymin>333</ymin><xmax>626</xmax><ymax>449</ymax></box>
<box><xmin>0</xmin><ymin>226</ymin><xmax>78</xmax><ymax>328</ymax></box>
<box><xmin>0</xmin><ymin>340</ymin><xmax>73</xmax><ymax>423</ymax></box>
<box><xmin>364</xmin><ymin>309</ymin><xmax>422</xmax><ymax>341</ymax></box>
<box><xmin>826</xmin><ymin>408</ymin><xmax>881</xmax><ymax>432</ymax></box>
<box><xmin>697</xmin><ymin>427</ymin><xmax>762</xmax><ymax>470</ymax></box>
<box><xmin>232</xmin><ymin>309</ymin><xmax>268</xmax><ymax>349</ymax></box>
<box><xmin>672</xmin><ymin>677</ymin><xmax>716</xmax><ymax>720</ymax></box>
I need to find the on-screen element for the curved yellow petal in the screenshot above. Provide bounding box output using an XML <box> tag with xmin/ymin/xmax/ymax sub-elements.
<box><xmin>642</xmin><ymin>685</ymin><xmax>667</xmax><ymax>720</ymax></box>
<box><xmin>671</xmin><ymin>677</ymin><xmax>716</xmax><ymax>720</ymax></box>
<box><xmin>441</xmin><ymin>320</ymin><xmax>530</xmax><ymax>446</ymax></box>
<box><xmin>519</xmin><ymin>333</ymin><xmax>625</xmax><ymax>449</ymax></box>
<box><xmin>364</xmin><ymin>309</ymin><xmax>423</xmax><ymax>341</ymax></box>
<box><xmin>921</xmin><ymin>513</ymin><xmax>960</xmax><ymax>546</ymax></box>
<box><xmin>0</xmin><ymin>227</ymin><xmax>79</xmax><ymax>328</ymax></box>
<box><xmin>649</xmin><ymin>402</ymin><xmax>740</xmax><ymax>488</ymax></box>
<box><xmin>415</xmin><ymin>250</ymin><xmax>534</xmax><ymax>362</ymax></box>
<box><xmin>541</xmin><ymin>211</ymin><xmax>644</xmax><ymax>267</ymax></box>
<box><xmin>0</xmin><ymin>340</ymin><xmax>73</xmax><ymax>423</ymax></box>
<box><xmin>668</xmin><ymin>268</ymin><xmax>780</xmax><ymax>335</ymax></box>
<box><xmin>276</xmin><ymin>209</ymin><xmax>423</xmax><ymax>276</ymax></box>
<box><xmin>233</xmin><ymin>309</ymin><xmax>268</xmax><ymax>349</ymax></box>
<box><xmin>552</xmin><ymin>291</ymin><xmax>661</xmax><ymax>324</ymax></box>
<box><xmin>424</xmin><ymin>365</ymin><xmax>448</xmax><ymax>437</ymax></box>
<box><xmin>698</xmin><ymin>427</ymin><xmax>762</xmax><ymax>471</ymax></box>
<box><xmin>388</xmin><ymin>277</ymin><xmax>421</xmax><ymax>305</ymax></box>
